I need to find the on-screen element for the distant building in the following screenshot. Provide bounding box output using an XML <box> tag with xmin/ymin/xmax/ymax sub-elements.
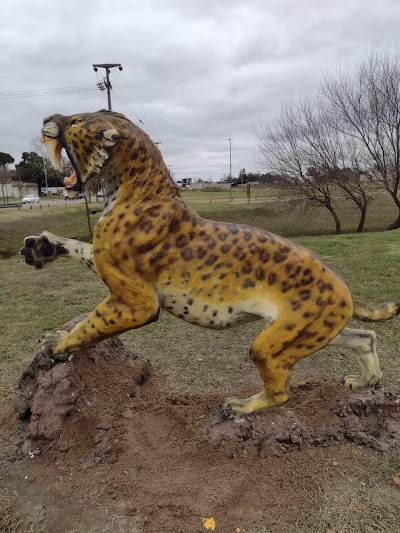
<box><xmin>179</xmin><ymin>177</ymin><xmax>192</xmax><ymax>189</ymax></box>
<box><xmin>0</xmin><ymin>170</ymin><xmax>37</xmax><ymax>200</ymax></box>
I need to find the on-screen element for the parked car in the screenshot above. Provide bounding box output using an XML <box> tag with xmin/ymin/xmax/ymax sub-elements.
<box><xmin>64</xmin><ymin>192</ymin><xmax>86</xmax><ymax>201</ymax></box>
<box><xmin>97</xmin><ymin>191</ymin><xmax>104</xmax><ymax>198</ymax></box>
<box><xmin>22</xmin><ymin>194</ymin><xmax>40</xmax><ymax>204</ymax></box>
<box><xmin>40</xmin><ymin>187</ymin><xmax>59</xmax><ymax>195</ymax></box>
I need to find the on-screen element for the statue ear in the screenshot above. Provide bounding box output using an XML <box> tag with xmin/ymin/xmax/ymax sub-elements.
<box><xmin>102</xmin><ymin>129</ymin><xmax>120</xmax><ymax>146</ymax></box>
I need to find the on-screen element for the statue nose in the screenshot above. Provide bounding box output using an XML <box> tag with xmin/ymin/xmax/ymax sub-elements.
<box><xmin>41</xmin><ymin>121</ymin><xmax>59</xmax><ymax>138</ymax></box>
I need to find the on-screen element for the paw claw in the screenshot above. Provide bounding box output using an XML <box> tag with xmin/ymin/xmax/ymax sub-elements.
<box><xmin>40</xmin><ymin>330</ymin><xmax>69</xmax><ymax>360</ymax></box>
<box><xmin>221</xmin><ymin>397</ymin><xmax>246</xmax><ymax>416</ymax></box>
<box><xmin>342</xmin><ymin>375</ymin><xmax>363</xmax><ymax>391</ymax></box>
<box><xmin>24</xmin><ymin>237</ymin><xmax>36</xmax><ymax>248</ymax></box>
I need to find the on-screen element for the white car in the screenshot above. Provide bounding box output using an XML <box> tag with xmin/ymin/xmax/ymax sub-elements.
<box><xmin>22</xmin><ymin>194</ymin><xmax>40</xmax><ymax>204</ymax></box>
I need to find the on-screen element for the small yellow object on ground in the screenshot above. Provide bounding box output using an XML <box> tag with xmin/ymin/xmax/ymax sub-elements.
<box><xmin>202</xmin><ymin>516</ymin><xmax>216</xmax><ymax>530</ymax></box>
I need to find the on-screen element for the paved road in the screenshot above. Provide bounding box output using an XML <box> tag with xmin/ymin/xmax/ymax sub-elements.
<box><xmin>20</xmin><ymin>198</ymin><xmax>102</xmax><ymax>209</ymax></box>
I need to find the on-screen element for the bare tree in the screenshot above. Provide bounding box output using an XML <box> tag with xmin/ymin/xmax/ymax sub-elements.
<box><xmin>30</xmin><ymin>135</ymin><xmax>47</xmax><ymax>160</ymax></box>
<box><xmin>30</xmin><ymin>135</ymin><xmax>72</xmax><ymax>185</ymax></box>
<box><xmin>254</xmin><ymin>104</ymin><xmax>343</xmax><ymax>233</ymax></box>
<box><xmin>254</xmin><ymin>95</ymin><xmax>374</xmax><ymax>233</ymax></box>
<box><xmin>298</xmin><ymin>100</ymin><xmax>373</xmax><ymax>232</ymax></box>
<box><xmin>322</xmin><ymin>49</ymin><xmax>400</xmax><ymax>229</ymax></box>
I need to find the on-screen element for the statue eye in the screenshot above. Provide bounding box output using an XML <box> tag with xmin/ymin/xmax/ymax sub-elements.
<box><xmin>71</xmin><ymin>118</ymin><xmax>81</xmax><ymax>126</ymax></box>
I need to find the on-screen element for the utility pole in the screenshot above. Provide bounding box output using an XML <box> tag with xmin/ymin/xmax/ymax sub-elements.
<box><xmin>227</xmin><ymin>138</ymin><xmax>232</xmax><ymax>201</ymax></box>
<box><xmin>42</xmin><ymin>157</ymin><xmax>49</xmax><ymax>196</ymax></box>
<box><xmin>93</xmin><ymin>63</ymin><xmax>123</xmax><ymax>110</ymax></box>
<box><xmin>227</xmin><ymin>138</ymin><xmax>232</xmax><ymax>179</ymax></box>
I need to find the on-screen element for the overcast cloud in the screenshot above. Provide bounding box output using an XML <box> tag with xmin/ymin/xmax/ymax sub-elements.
<box><xmin>1</xmin><ymin>0</ymin><xmax>400</xmax><ymax>181</ymax></box>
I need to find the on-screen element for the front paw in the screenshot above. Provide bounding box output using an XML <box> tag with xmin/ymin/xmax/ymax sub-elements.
<box><xmin>40</xmin><ymin>330</ymin><xmax>69</xmax><ymax>360</ymax></box>
<box><xmin>20</xmin><ymin>232</ymin><xmax>67</xmax><ymax>269</ymax></box>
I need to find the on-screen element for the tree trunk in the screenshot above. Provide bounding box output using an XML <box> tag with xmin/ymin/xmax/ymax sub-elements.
<box><xmin>386</xmin><ymin>213</ymin><xmax>400</xmax><ymax>230</ymax></box>
<box><xmin>327</xmin><ymin>205</ymin><xmax>341</xmax><ymax>234</ymax></box>
<box><xmin>386</xmin><ymin>192</ymin><xmax>400</xmax><ymax>230</ymax></box>
<box><xmin>356</xmin><ymin>206</ymin><xmax>367</xmax><ymax>233</ymax></box>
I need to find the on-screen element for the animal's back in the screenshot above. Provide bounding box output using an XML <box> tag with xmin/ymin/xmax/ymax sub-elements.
<box><xmin>115</xmin><ymin>198</ymin><xmax>354</xmax><ymax>331</ymax></box>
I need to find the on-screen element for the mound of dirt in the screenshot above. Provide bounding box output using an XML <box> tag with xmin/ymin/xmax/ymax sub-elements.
<box><xmin>207</xmin><ymin>380</ymin><xmax>400</xmax><ymax>455</ymax></box>
<box><xmin>15</xmin><ymin>327</ymin><xmax>400</xmax><ymax>457</ymax></box>
<box><xmin>16</xmin><ymin>315</ymin><xmax>151</xmax><ymax>458</ymax></box>
<box><xmin>4</xmin><ymin>318</ymin><xmax>400</xmax><ymax>533</ymax></box>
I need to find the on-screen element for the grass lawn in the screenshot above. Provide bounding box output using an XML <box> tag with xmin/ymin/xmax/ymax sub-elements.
<box><xmin>1</xmin><ymin>188</ymin><xmax>400</xmax><ymax>532</ymax></box>
<box><xmin>2</xmin><ymin>204</ymin><xmax>400</xmax><ymax>395</ymax></box>
<box><xmin>0</xmin><ymin>203</ymin><xmax>101</xmax><ymax>257</ymax></box>
<box><xmin>2</xmin><ymin>192</ymin><xmax>400</xmax><ymax>390</ymax></box>
<box><xmin>1</xmin><ymin>187</ymin><xmax>400</xmax><ymax>257</ymax></box>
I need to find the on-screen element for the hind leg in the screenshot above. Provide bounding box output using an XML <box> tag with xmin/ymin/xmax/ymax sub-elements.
<box><xmin>223</xmin><ymin>298</ymin><xmax>353</xmax><ymax>416</ymax></box>
<box><xmin>329</xmin><ymin>327</ymin><xmax>382</xmax><ymax>390</ymax></box>
<box><xmin>222</xmin><ymin>338</ymin><xmax>293</xmax><ymax>415</ymax></box>
<box><xmin>222</xmin><ymin>321</ymin><xmax>343</xmax><ymax>415</ymax></box>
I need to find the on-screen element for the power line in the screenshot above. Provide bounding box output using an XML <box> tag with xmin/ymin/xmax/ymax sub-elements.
<box><xmin>121</xmin><ymin>71</ymin><xmax>148</xmax><ymax>120</ymax></box>
<box><xmin>111</xmin><ymin>85</ymin><xmax>145</xmax><ymax>125</ymax></box>
<box><xmin>115</xmin><ymin>74</ymin><xmax>199</xmax><ymax>175</ymax></box>
<box><xmin>0</xmin><ymin>84</ymin><xmax>95</xmax><ymax>96</ymax></box>
<box><xmin>114</xmin><ymin>85</ymin><xmax>217</xmax><ymax>179</ymax></box>
<box><xmin>116</xmin><ymin>71</ymin><xmax>218</xmax><ymax>178</ymax></box>
<box><xmin>0</xmin><ymin>86</ymin><xmax>96</xmax><ymax>100</ymax></box>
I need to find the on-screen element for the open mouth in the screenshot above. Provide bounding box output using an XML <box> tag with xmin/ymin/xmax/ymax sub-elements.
<box><xmin>41</xmin><ymin>134</ymin><xmax>81</xmax><ymax>192</ymax></box>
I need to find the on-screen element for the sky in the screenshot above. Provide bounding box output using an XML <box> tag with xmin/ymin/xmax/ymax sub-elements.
<box><xmin>1</xmin><ymin>0</ymin><xmax>400</xmax><ymax>182</ymax></box>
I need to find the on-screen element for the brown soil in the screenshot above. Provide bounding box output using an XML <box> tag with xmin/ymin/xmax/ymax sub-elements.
<box><xmin>1</xmin><ymin>324</ymin><xmax>400</xmax><ymax>533</ymax></box>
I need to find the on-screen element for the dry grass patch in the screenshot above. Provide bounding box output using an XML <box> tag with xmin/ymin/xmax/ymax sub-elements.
<box><xmin>0</xmin><ymin>490</ymin><xmax>20</xmax><ymax>533</ymax></box>
<box><xmin>0</xmin><ymin>256</ymin><xmax>107</xmax><ymax>403</ymax></box>
<box><xmin>0</xmin><ymin>203</ymin><xmax>101</xmax><ymax>257</ymax></box>
<box><xmin>304</xmin><ymin>476</ymin><xmax>400</xmax><ymax>533</ymax></box>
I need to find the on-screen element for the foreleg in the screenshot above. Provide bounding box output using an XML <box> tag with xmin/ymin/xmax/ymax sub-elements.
<box><xmin>41</xmin><ymin>293</ymin><xmax>160</xmax><ymax>360</ymax></box>
<box><xmin>21</xmin><ymin>231</ymin><xmax>96</xmax><ymax>273</ymax></box>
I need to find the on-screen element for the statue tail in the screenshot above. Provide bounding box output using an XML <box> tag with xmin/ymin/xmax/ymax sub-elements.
<box><xmin>353</xmin><ymin>302</ymin><xmax>400</xmax><ymax>322</ymax></box>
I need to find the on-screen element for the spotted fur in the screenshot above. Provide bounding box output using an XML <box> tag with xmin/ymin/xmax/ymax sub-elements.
<box><xmin>20</xmin><ymin>110</ymin><xmax>400</xmax><ymax>415</ymax></box>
